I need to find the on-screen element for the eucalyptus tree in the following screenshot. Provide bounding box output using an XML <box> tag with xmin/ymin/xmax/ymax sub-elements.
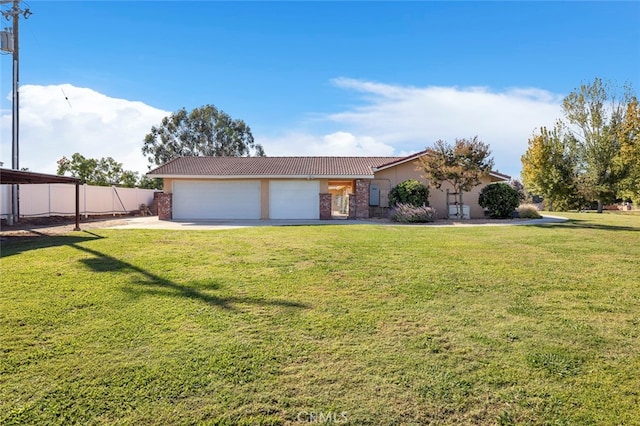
<box><xmin>142</xmin><ymin>104</ymin><xmax>265</xmax><ymax>167</ymax></box>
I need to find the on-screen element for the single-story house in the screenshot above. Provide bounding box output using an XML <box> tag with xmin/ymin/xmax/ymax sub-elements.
<box><xmin>147</xmin><ymin>150</ymin><xmax>510</xmax><ymax>220</ymax></box>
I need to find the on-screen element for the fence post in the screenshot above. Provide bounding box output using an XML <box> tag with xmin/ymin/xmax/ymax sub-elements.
<box><xmin>83</xmin><ymin>184</ymin><xmax>88</xmax><ymax>218</ymax></box>
<box><xmin>74</xmin><ymin>182</ymin><xmax>81</xmax><ymax>231</ymax></box>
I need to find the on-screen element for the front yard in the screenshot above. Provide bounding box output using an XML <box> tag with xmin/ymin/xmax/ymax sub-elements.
<box><xmin>1</xmin><ymin>212</ymin><xmax>638</xmax><ymax>425</ymax></box>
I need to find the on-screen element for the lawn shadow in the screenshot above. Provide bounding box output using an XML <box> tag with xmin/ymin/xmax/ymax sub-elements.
<box><xmin>532</xmin><ymin>218</ymin><xmax>639</xmax><ymax>232</ymax></box>
<box><xmin>0</xmin><ymin>230</ymin><xmax>105</xmax><ymax>257</ymax></box>
<box><xmin>72</xmin><ymin>243</ymin><xmax>309</xmax><ymax>311</ymax></box>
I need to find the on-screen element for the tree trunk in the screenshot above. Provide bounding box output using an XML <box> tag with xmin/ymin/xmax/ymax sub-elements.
<box><xmin>597</xmin><ymin>199</ymin><xmax>603</xmax><ymax>213</ymax></box>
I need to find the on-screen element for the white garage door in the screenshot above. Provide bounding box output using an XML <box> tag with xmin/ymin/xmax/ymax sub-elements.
<box><xmin>269</xmin><ymin>180</ymin><xmax>320</xmax><ymax>219</ymax></box>
<box><xmin>173</xmin><ymin>180</ymin><xmax>261</xmax><ymax>219</ymax></box>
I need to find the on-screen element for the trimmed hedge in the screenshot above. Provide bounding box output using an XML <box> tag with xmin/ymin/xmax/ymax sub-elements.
<box><xmin>388</xmin><ymin>180</ymin><xmax>429</xmax><ymax>207</ymax></box>
<box><xmin>479</xmin><ymin>183</ymin><xmax>520</xmax><ymax>218</ymax></box>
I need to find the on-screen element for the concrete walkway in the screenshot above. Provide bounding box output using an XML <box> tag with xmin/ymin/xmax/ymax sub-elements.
<box><xmin>106</xmin><ymin>215</ymin><xmax>568</xmax><ymax>230</ymax></box>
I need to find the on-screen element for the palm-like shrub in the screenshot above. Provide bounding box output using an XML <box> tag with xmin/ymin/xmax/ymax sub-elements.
<box><xmin>517</xmin><ymin>203</ymin><xmax>542</xmax><ymax>219</ymax></box>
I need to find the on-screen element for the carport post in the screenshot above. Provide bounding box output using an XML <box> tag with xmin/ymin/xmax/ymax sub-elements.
<box><xmin>74</xmin><ymin>182</ymin><xmax>81</xmax><ymax>231</ymax></box>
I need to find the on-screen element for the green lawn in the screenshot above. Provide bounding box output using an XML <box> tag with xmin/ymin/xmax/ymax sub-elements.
<box><xmin>1</xmin><ymin>212</ymin><xmax>639</xmax><ymax>425</ymax></box>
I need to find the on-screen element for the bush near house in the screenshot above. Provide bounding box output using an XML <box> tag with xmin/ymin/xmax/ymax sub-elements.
<box><xmin>389</xmin><ymin>203</ymin><xmax>436</xmax><ymax>223</ymax></box>
<box><xmin>388</xmin><ymin>179</ymin><xmax>430</xmax><ymax>207</ymax></box>
<box><xmin>479</xmin><ymin>182</ymin><xmax>520</xmax><ymax>218</ymax></box>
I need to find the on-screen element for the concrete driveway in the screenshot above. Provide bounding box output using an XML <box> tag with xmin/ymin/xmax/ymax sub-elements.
<box><xmin>105</xmin><ymin>215</ymin><xmax>568</xmax><ymax>230</ymax></box>
<box><xmin>107</xmin><ymin>217</ymin><xmax>374</xmax><ymax>230</ymax></box>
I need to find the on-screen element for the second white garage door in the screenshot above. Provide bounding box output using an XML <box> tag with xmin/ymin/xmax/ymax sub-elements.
<box><xmin>269</xmin><ymin>180</ymin><xmax>320</xmax><ymax>219</ymax></box>
<box><xmin>173</xmin><ymin>180</ymin><xmax>261</xmax><ymax>219</ymax></box>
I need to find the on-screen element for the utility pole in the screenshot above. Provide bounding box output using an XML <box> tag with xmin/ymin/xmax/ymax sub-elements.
<box><xmin>1</xmin><ymin>0</ymin><xmax>31</xmax><ymax>225</ymax></box>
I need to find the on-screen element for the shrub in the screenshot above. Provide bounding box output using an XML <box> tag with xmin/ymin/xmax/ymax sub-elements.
<box><xmin>517</xmin><ymin>203</ymin><xmax>542</xmax><ymax>219</ymax></box>
<box><xmin>388</xmin><ymin>180</ymin><xmax>429</xmax><ymax>207</ymax></box>
<box><xmin>389</xmin><ymin>203</ymin><xmax>436</xmax><ymax>223</ymax></box>
<box><xmin>478</xmin><ymin>183</ymin><xmax>520</xmax><ymax>218</ymax></box>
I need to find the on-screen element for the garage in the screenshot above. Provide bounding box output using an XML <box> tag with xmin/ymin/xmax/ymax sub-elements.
<box><xmin>173</xmin><ymin>180</ymin><xmax>261</xmax><ymax>219</ymax></box>
<box><xmin>269</xmin><ymin>180</ymin><xmax>320</xmax><ymax>219</ymax></box>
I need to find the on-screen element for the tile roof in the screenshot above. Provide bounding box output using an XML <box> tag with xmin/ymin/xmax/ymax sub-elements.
<box><xmin>146</xmin><ymin>153</ymin><xmax>511</xmax><ymax>180</ymax></box>
<box><xmin>147</xmin><ymin>156</ymin><xmax>403</xmax><ymax>177</ymax></box>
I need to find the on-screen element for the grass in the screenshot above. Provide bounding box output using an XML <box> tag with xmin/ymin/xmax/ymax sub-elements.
<box><xmin>1</xmin><ymin>212</ymin><xmax>639</xmax><ymax>425</ymax></box>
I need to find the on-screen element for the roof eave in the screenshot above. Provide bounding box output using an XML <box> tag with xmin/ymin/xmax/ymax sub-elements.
<box><xmin>489</xmin><ymin>171</ymin><xmax>511</xmax><ymax>181</ymax></box>
<box><xmin>146</xmin><ymin>174</ymin><xmax>375</xmax><ymax>180</ymax></box>
<box><xmin>373</xmin><ymin>150</ymin><xmax>429</xmax><ymax>172</ymax></box>
<box><xmin>0</xmin><ymin>168</ymin><xmax>80</xmax><ymax>185</ymax></box>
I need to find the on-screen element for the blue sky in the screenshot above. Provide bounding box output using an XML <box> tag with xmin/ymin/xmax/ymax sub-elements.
<box><xmin>1</xmin><ymin>1</ymin><xmax>639</xmax><ymax>178</ymax></box>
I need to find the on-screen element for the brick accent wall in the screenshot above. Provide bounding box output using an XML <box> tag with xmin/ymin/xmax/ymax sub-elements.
<box><xmin>355</xmin><ymin>179</ymin><xmax>370</xmax><ymax>219</ymax></box>
<box><xmin>348</xmin><ymin>195</ymin><xmax>356</xmax><ymax>219</ymax></box>
<box><xmin>150</xmin><ymin>192</ymin><xmax>162</xmax><ymax>215</ymax></box>
<box><xmin>157</xmin><ymin>193</ymin><xmax>173</xmax><ymax>220</ymax></box>
<box><xmin>319</xmin><ymin>193</ymin><xmax>332</xmax><ymax>220</ymax></box>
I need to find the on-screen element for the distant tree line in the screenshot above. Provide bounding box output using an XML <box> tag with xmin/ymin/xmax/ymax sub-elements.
<box><xmin>521</xmin><ymin>77</ymin><xmax>639</xmax><ymax>212</ymax></box>
<box><xmin>57</xmin><ymin>153</ymin><xmax>161</xmax><ymax>189</ymax></box>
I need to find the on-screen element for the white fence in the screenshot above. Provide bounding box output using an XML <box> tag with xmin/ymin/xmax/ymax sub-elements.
<box><xmin>0</xmin><ymin>184</ymin><xmax>159</xmax><ymax>219</ymax></box>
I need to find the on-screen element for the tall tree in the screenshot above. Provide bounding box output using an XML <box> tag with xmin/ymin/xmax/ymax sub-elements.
<box><xmin>142</xmin><ymin>104</ymin><xmax>265</xmax><ymax>167</ymax></box>
<box><xmin>418</xmin><ymin>136</ymin><xmax>494</xmax><ymax>218</ymax></box>
<box><xmin>521</xmin><ymin>124</ymin><xmax>580</xmax><ymax>211</ymax></box>
<box><xmin>617</xmin><ymin>96</ymin><xmax>640</xmax><ymax>205</ymax></box>
<box><xmin>562</xmin><ymin>78</ymin><xmax>632</xmax><ymax>212</ymax></box>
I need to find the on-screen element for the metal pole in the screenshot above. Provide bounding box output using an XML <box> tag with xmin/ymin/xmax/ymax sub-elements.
<box><xmin>7</xmin><ymin>0</ymin><xmax>20</xmax><ymax>224</ymax></box>
<box><xmin>12</xmin><ymin>1</ymin><xmax>19</xmax><ymax>171</ymax></box>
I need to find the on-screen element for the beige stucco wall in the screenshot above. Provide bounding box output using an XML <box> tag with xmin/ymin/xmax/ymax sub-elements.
<box><xmin>163</xmin><ymin>178</ymin><xmax>173</xmax><ymax>193</ymax></box>
<box><xmin>260</xmin><ymin>179</ymin><xmax>269</xmax><ymax>219</ymax></box>
<box><xmin>162</xmin><ymin>164</ymin><xmax>507</xmax><ymax>220</ymax></box>
<box><xmin>373</xmin><ymin>160</ymin><xmax>506</xmax><ymax>219</ymax></box>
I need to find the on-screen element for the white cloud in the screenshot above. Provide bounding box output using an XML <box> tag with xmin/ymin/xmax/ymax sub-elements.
<box><xmin>2</xmin><ymin>79</ymin><xmax>564</xmax><ymax>180</ymax></box>
<box><xmin>322</xmin><ymin>78</ymin><xmax>563</xmax><ymax>178</ymax></box>
<box><xmin>256</xmin><ymin>78</ymin><xmax>563</xmax><ymax>179</ymax></box>
<box><xmin>1</xmin><ymin>84</ymin><xmax>169</xmax><ymax>175</ymax></box>
<box><xmin>258</xmin><ymin>131</ymin><xmax>396</xmax><ymax>157</ymax></box>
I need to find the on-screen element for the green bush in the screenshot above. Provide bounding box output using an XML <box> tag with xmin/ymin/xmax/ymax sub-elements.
<box><xmin>389</xmin><ymin>203</ymin><xmax>436</xmax><ymax>223</ymax></box>
<box><xmin>388</xmin><ymin>180</ymin><xmax>429</xmax><ymax>207</ymax></box>
<box><xmin>517</xmin><ymin>203</ymin><xmax>542</xmax><ymax>219</ymax></box>
<box><xmin>479</xmin><ymin>183</ymin><xmax>520</xmax><ymax>218</ymax></box>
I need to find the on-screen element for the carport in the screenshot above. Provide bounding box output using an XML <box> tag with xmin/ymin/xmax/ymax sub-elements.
<box><xmin>0</xmin><ymin>168</ymin><xmax>81</xmax><ymax>230</ymax></box>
